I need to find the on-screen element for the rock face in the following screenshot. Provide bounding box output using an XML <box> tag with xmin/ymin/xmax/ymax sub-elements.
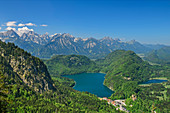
<box><xmin>0</xmin><ymin>40</ymin><xmax>55</xmax><ymax>93</ymax></box>
<box><xmin>0</xmin><ymin>30</ymin><xmax>154</xmax><ymax>59</ymax></box>
<box><xmin>20</xmin><ymin>31</ymin><xmax>51</xmax><ymax>45</ymax></box>
<box><xmin>0</xmin><ymin>30</ymin><xmax>19</xmax><ymax>42</ymax></box>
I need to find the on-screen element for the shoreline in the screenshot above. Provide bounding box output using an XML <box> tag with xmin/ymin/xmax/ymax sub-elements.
<box><xmin>71</xmin><ymin>81</ymin><xmax>76</xmax><ymax>88</ymax></box>
<box><xmin>149</xmin><ymin>77</ymin><xmax>168</xmax><ymax>80</ymax></box>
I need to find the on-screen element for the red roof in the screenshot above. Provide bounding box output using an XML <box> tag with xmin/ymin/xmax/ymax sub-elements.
<box><xmin>111</xmin><ymin>101</ymin><xmax>115</xmax><ymax>105</ymax></box>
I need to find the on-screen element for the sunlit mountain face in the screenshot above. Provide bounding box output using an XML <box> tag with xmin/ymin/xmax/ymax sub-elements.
<box><xmin>1</xmin><ymin>30</ymin><xmax>167</xmax><ymax>59</ymax></box>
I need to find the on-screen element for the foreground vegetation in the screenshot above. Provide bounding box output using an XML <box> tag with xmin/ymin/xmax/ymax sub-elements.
<box><xmin>45</xmin><ymin>50</ymin><xmax>170</xmax><ymax>112</ymax></box>
<box><xmin>0</xmin><ymin>41</ymin><xmax>119</xmax><ymax>112</ymax></box>
<box><xmin>100</xmin><ymin>50</ymin><xmax>170</xmax><ymax>113</ymax></box>
<box><xmin>1</xmin><ymin>40</ymin><xmax>170</xmax><ymax>112</ymax></box>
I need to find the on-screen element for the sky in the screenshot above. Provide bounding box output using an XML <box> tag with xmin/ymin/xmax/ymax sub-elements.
<box><xmin>0</xmin><ymin>0</ymin><xmax>170</xmax><ymax>45</ymax></box>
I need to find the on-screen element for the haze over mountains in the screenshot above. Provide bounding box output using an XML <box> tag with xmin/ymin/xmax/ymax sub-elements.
<box><xmin>144</xmin><ymin>46</ymin><xmax>170</xmax><ymax>64</ymax></box>
<box><xmin>0</xmin><ymin>30</ymin><xmax>168</xmax><ymax>59</ymax></box>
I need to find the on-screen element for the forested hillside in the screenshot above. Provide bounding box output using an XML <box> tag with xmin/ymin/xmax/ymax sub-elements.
<box><xmin>44</xmin><ymin>49</ymin><xmax>170</xmax><ymax>112</ymax></box>
<box><xmin>144</xmin><ymin>46</ymin><xmax>170</xmax><ymax>64</ymax></box>
<box><xmin>43</xmin><ymin>55</ymin><xmax>101</xmax><ymax>87</ymax></box>
<box><xmin>1</xmin><ymin>40</ymin><xmax>169</xmax><ymax>112</ymax></box>
<box><xmin>97</xmin><ymin>50</ymin><xmax>170</xmax><ymax>112</ymax></box>
<box><xmin>94</xmin><ymin>50</ymin><xmax>152</xmax><ymax>98</ymax></box>
<box><xmin>0</xmin><ymin>41</ymin><xmax>118</xmax><ymax>112</ymax></box>
<box><xmin>0</xmin><ymin>41</ymin><xmax>55</xmax><ymax>92</ymax></box>
<box><xmin>44</xmin><ymin>55</ymin><xmax>99</xmax><ymax>76</ymax></box>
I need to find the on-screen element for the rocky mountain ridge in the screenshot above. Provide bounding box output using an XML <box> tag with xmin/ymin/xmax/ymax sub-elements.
<box><xmin>0</xmin><ymin>40</ymin><xmax>55</xmax><ymax>93</ymax></box>
<box><xmin>0</xmin><ymin>30</ymin><xmax>167</xmax><ymax>59</ymax></box>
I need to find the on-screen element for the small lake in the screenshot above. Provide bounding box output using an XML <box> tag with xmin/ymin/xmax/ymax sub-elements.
<box><xmin>141</xmin><ymin>79</ymin><xmax>168</xmax><ymax>84</ymax></box>
<box><xmin>63</xmin><ymin>73</ymin><xmax>113</xmax><ymax>97</ymax></box>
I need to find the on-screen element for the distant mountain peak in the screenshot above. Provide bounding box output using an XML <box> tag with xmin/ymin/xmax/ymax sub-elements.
<box><xmin>62</xmin><ymin>33</ymin><xmax>74</xmax><ymax>38</ymax></box>
<box><xmin>7</xmin><ymin>29</ymin><xmax>15</xmax><ymax>33</ymax></box>
<box><xmin>6</xmin><ymin>29</ymin><xmax>16</xmax><ymax>34</ymax></box>
<box><xmin>127</xmin><ymin>40</ymin><xmax>139</xmax><ymax>44</ymax></box>
<box><xmin>113</xmin><ymin>38</ymin><xmax>121</xmax><ymax>41</ymax></box>
<box><xmin>102</xmin><ymin>36</ymin><xmax>113</xmax><ymax>40</ymax></box>
<box><xmin>74</xmin><ymin>37</ymin><xmax>82</xmax><ymax>42</ymax></box>
<box><xmin>2</xmin><ymin>29</ymin><xmax>19</xmax><ymax>37</ymax></box>
<box><xmin>87</xmin><ymin>37</ymin><xmax>97</xmax><ymax>41</ymax></box>
<box><xmin>27</xmin><ymin>31</ymin><xmax>36</xmax><ymax>35</ymax></box>
<box><xmin>21</xmin><ymin>32</ymin><xmax>28</xmax><ymax>37</ymax></box>
<box><xmin>1</xmin><ymin>30</ymin><xmax>154</xmax><ymax>59</ymax></box>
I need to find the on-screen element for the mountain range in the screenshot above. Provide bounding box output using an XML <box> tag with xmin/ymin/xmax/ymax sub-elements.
<box><xmin>144</xmin><ymin>46</ymin><xmax>170</xmax><ymax>64</ymax></box>
<box><xmin>0</xmin><ymin>30</ymin><xmax>168</xmax><ymax>59</ymax></box>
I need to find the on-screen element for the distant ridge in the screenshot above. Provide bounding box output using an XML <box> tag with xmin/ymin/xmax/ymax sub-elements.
<box><xmin>144</xmin><ymin>46</ymin><xmax>170</xmax><ymax>64</ymax></box>
<box><xmin>0</xmin><ymin>30</ymin><xmax>168</xmax><ymax>59</ymax></box>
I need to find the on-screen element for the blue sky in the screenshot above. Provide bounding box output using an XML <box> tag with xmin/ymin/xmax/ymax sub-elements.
<box><xmin>0</xmin><ymin>0</ymin><xmax>170</xmax><ymax>45</ymax></box>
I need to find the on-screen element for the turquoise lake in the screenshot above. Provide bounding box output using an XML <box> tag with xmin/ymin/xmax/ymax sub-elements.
<box><xmin>141</xmin><ymin>79</ymin><xmax>168</xmax><ymax>84</ymax></box>
<box><xmin>64</xmin><ymin>73</ymin><xmax>113</xmax><ymax>97</ymax></box>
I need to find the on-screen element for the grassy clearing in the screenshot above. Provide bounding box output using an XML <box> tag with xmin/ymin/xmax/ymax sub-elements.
<box><xmin>138</xmin><ymin>84</ymin><xmax>151</xmax><ymax>87</ymax></box>
<box><xmin>149</xmin><ymin>77</ymin><xmax>168</xmax><ymax>80</ymax></box>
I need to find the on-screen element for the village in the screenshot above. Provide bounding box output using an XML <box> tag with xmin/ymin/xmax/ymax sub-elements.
<box><xmin>99</xmin><ymin>94</ymin><xmax>137</xmax><ymax>113</ymax></box>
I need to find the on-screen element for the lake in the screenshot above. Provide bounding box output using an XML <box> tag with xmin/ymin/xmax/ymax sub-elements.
<box><xmin>63</xmin><ymin>73</ymin><xmax>114</xmax><ymax>97</ymax></box>
<box><xmin>141</xmin><ymin>79</ymin><xmax>168</xmax><ymax>84</ymax></box>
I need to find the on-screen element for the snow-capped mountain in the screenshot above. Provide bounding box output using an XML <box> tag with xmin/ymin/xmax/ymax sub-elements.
<box><xmin>0</xmin><ymin>30</ymin><xmax>158</xmax><ymax>59</ymax></box>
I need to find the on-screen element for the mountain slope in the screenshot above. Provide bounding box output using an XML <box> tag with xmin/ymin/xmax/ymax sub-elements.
<box><xmin>43</xmin><ymin>50</ymin><xmax>170</xmax><ymax>112</ymax></box>
<box><xmin>0</xmin><ymin>30</ymin><xmax>20</xmax><ymax>43</ymax></box>
<box><xmin>96</xmin><ymin>50</ymin><xmax>152</xmax><ymax>81</ymax></box>
<box><xmin>93</xmin><ymin>50</ymin><xmax>153</xmax><ymax>99</ymax></box>
<box><xmin>144</xmin><ymin>44</ymin><xmax>167</xmax><ymax>50</ymax></box>
<box><xmin>144</xmin><ymin>46</ymin><xmax>170</xmax><ymax>64</ymax></box>
<box><xmin>0</xmin><ymin>30</ymin><xmax>155</xmax><ymax>59</ymax></box>
<box><xmin>0</xmin><ymin>41</ymin><xmax>118</xmax><ymax>112</ymax></box>
<box><xmin>35</xmin><ymin>33</ymin><xmax>85</xmax><ymax>58</ymax></box>
<box><xmin>20</xmin><ymin>31</ymin><xmax>51</xmax><ymax>45</ymax></box>
<box><xmin>0</xmin><ymin>41</ymin><xmax>55</xmax><ymax>92</ymax></box>
<box><xmin>44</xmin><ymin>54</ymin><xmax>99</xmax><ymax>76</ymax></box>
<box><xmin>95</xmin><ymin>50</ymin><xmax>170</xmax><ymax>113</ymax></box>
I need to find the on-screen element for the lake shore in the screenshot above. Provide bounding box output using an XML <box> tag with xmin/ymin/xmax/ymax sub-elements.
<box><xmin>149</xmin><ymin>77</ymin><xmax>168</xmax><ymax>80</ymax></box>
<box><xmin>63</xmin><ymin>73</ymin><xmax>113</xmax><ymax>97</ymax></box>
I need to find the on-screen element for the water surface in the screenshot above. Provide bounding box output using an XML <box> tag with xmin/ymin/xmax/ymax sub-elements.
<box><xmin>64</xmin><ymin>73</ymin><xmax>113</xmax><ymax>97</ymax></box>
<box><xmin>141</xmin><ymin>79</ymin><xmax>167</xmax><ymax>84</ymax></box>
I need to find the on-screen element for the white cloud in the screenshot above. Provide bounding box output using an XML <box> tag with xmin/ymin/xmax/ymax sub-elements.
<box><xmin>0</xmin><ymin>27</ymin><xmax>1</xmax><ymax>30</ymax></box>
<box><xmin>6</xmin><ymin>27</ymin><xmax>16</xmax><ymax>31</ymax></box>
<box><xmin>40</xmin><ymin>24</ymin><xmax>48</xmax><ymax>27</ymax></box>
<box><xmin>6</xmin><ymin>21</ymin><xmax>17</xmax><ymax>26</ymax></box>
<box><xmin>18</xmin><ymin>27</ymin><xmax>33</xmax><ymax>32</ymax></box>
<box><xmin>18</xmin><ymin>23</ymin><xmax>25</xmax><ymax>27</ymax></box>
<box><xmin>17</xmin><ymin>27</ymin><xmax>34</xmax><ymax>36</ymax></box>
<box><xmin>25</xmin><ymin>23</ymin><xmax>36</xmax><ymax>26</ymax></box>
<box><xmin>18</xmin><ymin>22</ymin><xmax>37</xmax><ymax>27</ymax></box>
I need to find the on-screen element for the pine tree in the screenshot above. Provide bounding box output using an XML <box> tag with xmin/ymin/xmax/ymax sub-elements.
<box><xmin>0</xmin><ymin>73</ymin><xmax>9</xmax><ymax>113</ymax></box>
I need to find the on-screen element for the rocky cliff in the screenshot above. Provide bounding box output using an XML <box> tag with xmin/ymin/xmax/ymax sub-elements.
<box><xmin>0</xmin><ymin>40</ymin><xmax>55</xmax><ymax>93</ymax></box>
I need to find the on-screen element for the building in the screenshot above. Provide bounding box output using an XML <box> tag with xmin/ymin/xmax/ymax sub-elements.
<box><xmin>111</xmin><ymin>101</ymin><xmax>116</xmax><ymax>106</ymax></box>
<box><xmin>107</xmin><ymin>99</ymin><xmax>112</xmax><ymax>104</ymax></box>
